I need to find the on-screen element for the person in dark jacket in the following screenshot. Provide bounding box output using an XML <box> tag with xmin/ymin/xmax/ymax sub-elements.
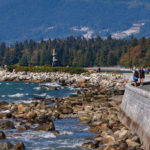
<box><xmin>139</xmin><ymin>67</ymin><xmax>145</xmax><ymax>86</ymax></box>
<box><xmin>133</xmin><ymin>67</ymin><xmax>139</xmax><ymax>87</ymax></box>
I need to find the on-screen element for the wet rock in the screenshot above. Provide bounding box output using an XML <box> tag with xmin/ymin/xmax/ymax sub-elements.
<box><xmin>0</xmin><ymin>101</ymin><xmax>8</xmax><ymax>109</ymax></box>
<box><xmin>81</xmin><ymin>141</ymin><xmax>96</xmax><ymax>149</ymax></box>
<box><xmin>0</xmin><ymin>131</ymin><xmax>6</xmax><ymax>139</ymax></box>
<box><xmin>49</xmin><ymin>87</ymin><xmax>57</xmax><ymax>91</ymax></box>
<box><xmin>78</xmin><ymin>115</ymin><xmax>92</xmax><ymax>124</ymax></box>
<box><xmin>36</xmin><ymin>115</ymin><xmax>53</xmax><ymax>123</ymax></box>
<box><xmin>39</xmin><ymin>121</ymin><xmax>55</xmax><ymax>131</ymax></box>
<box><xmin>0</xmin><ymin>120</ymin><xmax>15</xmax><ymax>129</ymax></box>
<box><xmin>13</xmin><ymin>142</ymin><xmax>25</xmax><ymax>150</ymax></box>
<box><xmin>0</xmin><ymin>142</ymin><xmax>14</xmax><ymax>150</ymax></box>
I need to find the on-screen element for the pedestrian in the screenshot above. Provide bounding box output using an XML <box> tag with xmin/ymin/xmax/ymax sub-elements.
<box><xmin>133</xmin><ymin>67</ymin><xmax>139</xmax><ymax>87</ymax></box>
<box><xmin>139</xmin><ymin>67</ymin><xmax>145</xmax><ymax>86</ymax></box>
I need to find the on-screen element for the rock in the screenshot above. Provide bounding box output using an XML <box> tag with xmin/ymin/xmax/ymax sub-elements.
<box><xmin>26</xmin><ymin>111</ymin><xmax>37</xmax><ymax>120</ymax></box>
<box><xmin>49</xmin><ymin>87</ymin><xmax>57</xmax><ymax>91</ymax></box>
<box><xmin>84</xmin><ymin>105</ymin><xmax>93</xmax><ymax>111</ymax></box>
<box><xmin>131</xmin><ymin>135</ymin><xmax>140</xmax><ymax>143</ymax></box>
<box><xmin>81</xmin><ymin>142</ymin><xmax>96</xmax><ymax>149</ymax></box>
<box><xmin>40</xmin><ymin>121</ymin><xmax>55</xmax><ymax>131</ymax></box>
<box><xmin>78</xmin><ymin>115</ymin><xmax>92</xmax><ymax>124</ymax></box>
<box><xmin>114</xmin><ymin>129</ymin><xmax>128</xmax><ymax>139</ymax></box>
<box><xmin>0</xmin><ymin>131</ymin><xmax>6</xmax><ymax>139</ymax></box>
<box><xmin>0</xmin><ymin>120</ymin><xmax>15</xmax><ymax>129</ymax></box>
<box><xmin>0</xmin><ymin>101</ymin><xmax>8</xmax><ymax>109</ymax></box>
<box><xmin>103</xmin><ymin>135</ymin><xmax>116</xmax><ymax>145</ymax></box>
<box><xmin>62</xmin><ymin>107</ymin><xmax>73</xmax><ymax>114</ymax></box>
<box><xmin>104</xmin><ymin>145</ymin><xmax>116</xmax><ymax>150</ymax></box>
<box><xmin>126</xmin><ymin>139</ymin><xmax>140</xmax><ymax>147</ymax></box>
<box><xmin>0</xmin><ymin>142</ymin><xmax>14</xmax><ymax>150</ymax></box>
<box><xmin>118</xmin><ymin>143</ymin><xmax>128</xmax><ymax>150</ymax></box>
<box><xmin>17</xmin><ymin>104</ymin><xmax>29</xmax><ymax>113</ymax></box>
<box><xmin>36</xmin><ymin>115</ymin><xmax>49</xmax><ymax>123</ymax></box>
<box><xmin>13</xmin><ymin>142</ymin><xmax>25</xmax><ymax>150</ymax></box>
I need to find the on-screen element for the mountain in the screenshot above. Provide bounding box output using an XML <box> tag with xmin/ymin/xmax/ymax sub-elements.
<box><xmin>0</xmin><ymin>0</ymin><xmax>150</xmax><ymax>43</ymax></box>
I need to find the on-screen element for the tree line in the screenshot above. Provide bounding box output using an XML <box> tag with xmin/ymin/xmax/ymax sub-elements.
<box><xmin>0</xmin><ymin>36</ymin><xmax>150</xmax><ymax>67</ymax></box>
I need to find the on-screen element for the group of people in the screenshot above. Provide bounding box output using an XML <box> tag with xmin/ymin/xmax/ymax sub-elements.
<box><xmin>133</xmin><ymin>67</ymin><xmax>145</xmax><ymax>86</ymax></box>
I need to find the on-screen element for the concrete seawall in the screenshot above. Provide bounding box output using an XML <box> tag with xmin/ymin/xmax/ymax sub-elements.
<box><xmin>120</xmin><ymin>83</ymin><xmax>150</xmax><ymax>150</ymax></box>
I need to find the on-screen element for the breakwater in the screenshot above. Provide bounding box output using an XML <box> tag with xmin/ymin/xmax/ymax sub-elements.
<box><xmin>120</xmin><ymin>83</ymin><xmax>150</xmax><ymax>150</ymax></box>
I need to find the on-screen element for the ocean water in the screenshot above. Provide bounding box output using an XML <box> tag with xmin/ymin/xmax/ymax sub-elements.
<box><xmin>0</xmin><ymin>81</ymin><xmax>74</xmax><ymax>103</ymax></box>
<box><xmin>0</xmin><ymin>81</ymin><xmax>95</xmax><ymax>149</ymax></box>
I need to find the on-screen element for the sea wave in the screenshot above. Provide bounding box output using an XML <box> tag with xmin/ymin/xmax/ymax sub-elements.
<box><xmin>15</xmin><ymin>100</ymin><xmax>40</xmax><ymax>104</ymax></box>
<box><xmin>33</xmin><ymin>87</ymin><xmax>41</xmax><ymax>90</ymax></box>
<box><xmin>59</xmin><ymin>131</ymin><xmax>73</xmax><ymax>135</ymax></box>
<box><xmin>41</xmin><ymin>82</ymin><xmax>60</xmax><ymax>87</ymax></box>
<box><xmin>10</xmin><ymin>131</ymin><xmax>56</xmax><ymax>140</ymax></box>
<box><xmin>0</xmin><ymin>110</ymin><xmax>10</xmax><ymax>113</ymax></box>
<box><xmin>8</xmin><ymin>93</ymin><xmax>24</xmax><ymax>98</ymax></box>
<box><xmin>34</xmin><ymin>93</ymin><xmax>47</xmax><ymax>97</ymax></box>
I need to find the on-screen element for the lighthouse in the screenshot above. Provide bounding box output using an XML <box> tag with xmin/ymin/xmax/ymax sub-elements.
<box><xmin>52</xmin><ymin>49</ymin><xmax>57</xmax><ymax>67</ymax></box>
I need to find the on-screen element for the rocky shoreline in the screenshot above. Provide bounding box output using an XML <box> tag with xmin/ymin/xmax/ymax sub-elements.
<box><xmin>0</xmin><ymin>71</ymin><xmax>143</xmax><ymax>149</ymax></box>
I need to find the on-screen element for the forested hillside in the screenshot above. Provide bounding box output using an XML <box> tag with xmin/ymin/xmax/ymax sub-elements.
<box><xmin>0</xmin><ymin>36</ymin><xmax>150</xmax><ymax>67</ymax></box>
<box><xmin>0</xmin><ymin>0</ymin><xmax>150</xmax><ymax>43</ymax></box>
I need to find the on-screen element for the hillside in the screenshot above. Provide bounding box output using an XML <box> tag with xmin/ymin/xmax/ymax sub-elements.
<box><xmin>0</xmin><ymin>0</ymin><xmax>150</xmax><ymax>43</ymax></box>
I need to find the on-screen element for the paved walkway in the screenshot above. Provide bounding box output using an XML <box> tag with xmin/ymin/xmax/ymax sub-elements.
<box><xmin>123</xmin><ymin>73</ymin><xmax>150</xmax><ymax>91</ymax></box>
<box><xmin>138</xmin><ymin>84</ymin><xmax>150</xmax><ymax>91</ymax></box>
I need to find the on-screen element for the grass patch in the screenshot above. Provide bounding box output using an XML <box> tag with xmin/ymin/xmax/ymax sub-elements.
<box><xmin>7</xmin><ymin>65</ymin><xmax>87</xmax><ymax>74</ymax></box>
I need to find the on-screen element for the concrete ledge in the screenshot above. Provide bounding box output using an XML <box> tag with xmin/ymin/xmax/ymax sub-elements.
<box><xmin>120</xmin><ymin>83</ymin><xmax>150</xmax><ymax>150</ymax></box>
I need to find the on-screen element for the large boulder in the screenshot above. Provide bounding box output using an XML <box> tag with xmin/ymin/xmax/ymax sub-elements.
<box><xmin>0</xmin><ymin>120</ymin><xmax>15</xmax><ymax>129</ymax></box>
<box><xmin>25</xmin><ymin>111</ymin><xmax>37</xmax><ymax>120</ymax></box>
<box><xmin>0</xmin><ymin>142</ymin><xmax>13</xmax><ymax>150</ymax></box>
<box><xmin>39</xmin><ymin>120</ymin><xmax>55</xmax><ymax>131</ymax></box>
<box><xmin>13</xmin><ymin>142</ymin><xmax>25</xmax><ymax>150</ymax></box>
<box><xmin>0</xmin><ymin>131</ymin><xmax>6</xmax><ymax>139</ymax></box>
<box><xmin>17</xmin><ymin>104</ymin><xmax>29</xmax><ymax>113</ymax></box>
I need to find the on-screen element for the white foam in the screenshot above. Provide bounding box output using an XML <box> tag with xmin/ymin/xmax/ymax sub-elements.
<box><xmin>60</xmin><ymin>141</ymin><xmax>83</xmax><ymax>148</ymax></box>
<box><xmin>41</xmin><ymin>82</ymin><xmax>60</xmax><ymax>87</ymax></box>
<box><xmin>34</xmin><ymin>93</ymin><xmax>47</xmax><ymax>97</ymax></box>
<box><xmin>59</xmin><ymin>131</ymin><xmax>73</xmax><ymax>135</ymax></box>
<box><xmin>0</xmin><ymin>110</ymin><xmax>10</xmax><ymax>113</ymax></box>
<box><xmin>1</xmin><ymin>95</ymin><xmax>6</xmax><ymax>97</ymax></box>
<box><xmin>33</xmin><ymin>87</ymin><xmax>41</xmax><ymax>90</ymax></box>
<box><xmin>83</xmin><ymin>127</ymin><xmax>89</xmax><ymax>131</ymax></box>
<box><xmin>45</xmin><ymin>95</ymin><xmax>54</xmax><ymax>99</ymax></box>
<box><xmin>10</xmin><ymin>131</ymin><xmax>56</xmax><ymax>140</ymax></box>
<box><xmin>8</xmin><ymin>93</ymin><xmax>24</xmax><ymax>98</ymax></box>
<box><xmin>15</xmin><ymin>100</ymin><xmax>40</xmax><ymax>104</ymax></box>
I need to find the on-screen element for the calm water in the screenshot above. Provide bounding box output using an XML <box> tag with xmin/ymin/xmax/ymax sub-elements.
<box><xmin>0</xmin><ymin>81</ymin><xmax>95</xmax><ymax>150</ymax></box>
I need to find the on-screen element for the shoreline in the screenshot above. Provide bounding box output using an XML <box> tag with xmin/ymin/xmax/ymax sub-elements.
<box><xmin>0</xmin><ymin>71</ymin><xmax>143</xmax><ymax>149</ymax></box>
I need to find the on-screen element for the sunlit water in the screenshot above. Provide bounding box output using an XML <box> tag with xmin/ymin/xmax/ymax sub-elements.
<box><xmin>0</xmin><ymin>81</ymin><xmax>95</xmax><ymax>149</ymax></box>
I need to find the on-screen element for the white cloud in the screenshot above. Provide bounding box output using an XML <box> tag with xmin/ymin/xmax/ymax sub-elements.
<box><xmin>112</xmin><ymin>22</ymin><xmax>145</xmax><ymax>39</ymax></box>
<box><xmin>71</xmin><ymin>26</ymin><xmax>94</xmax><ymax>39</ymax></box>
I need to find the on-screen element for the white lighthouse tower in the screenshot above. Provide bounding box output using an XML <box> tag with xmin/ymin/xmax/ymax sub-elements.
<box><xmin>52</xmin><ymin>49</ymin><xmax>57</xmax><ymax>67</ymax></box>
